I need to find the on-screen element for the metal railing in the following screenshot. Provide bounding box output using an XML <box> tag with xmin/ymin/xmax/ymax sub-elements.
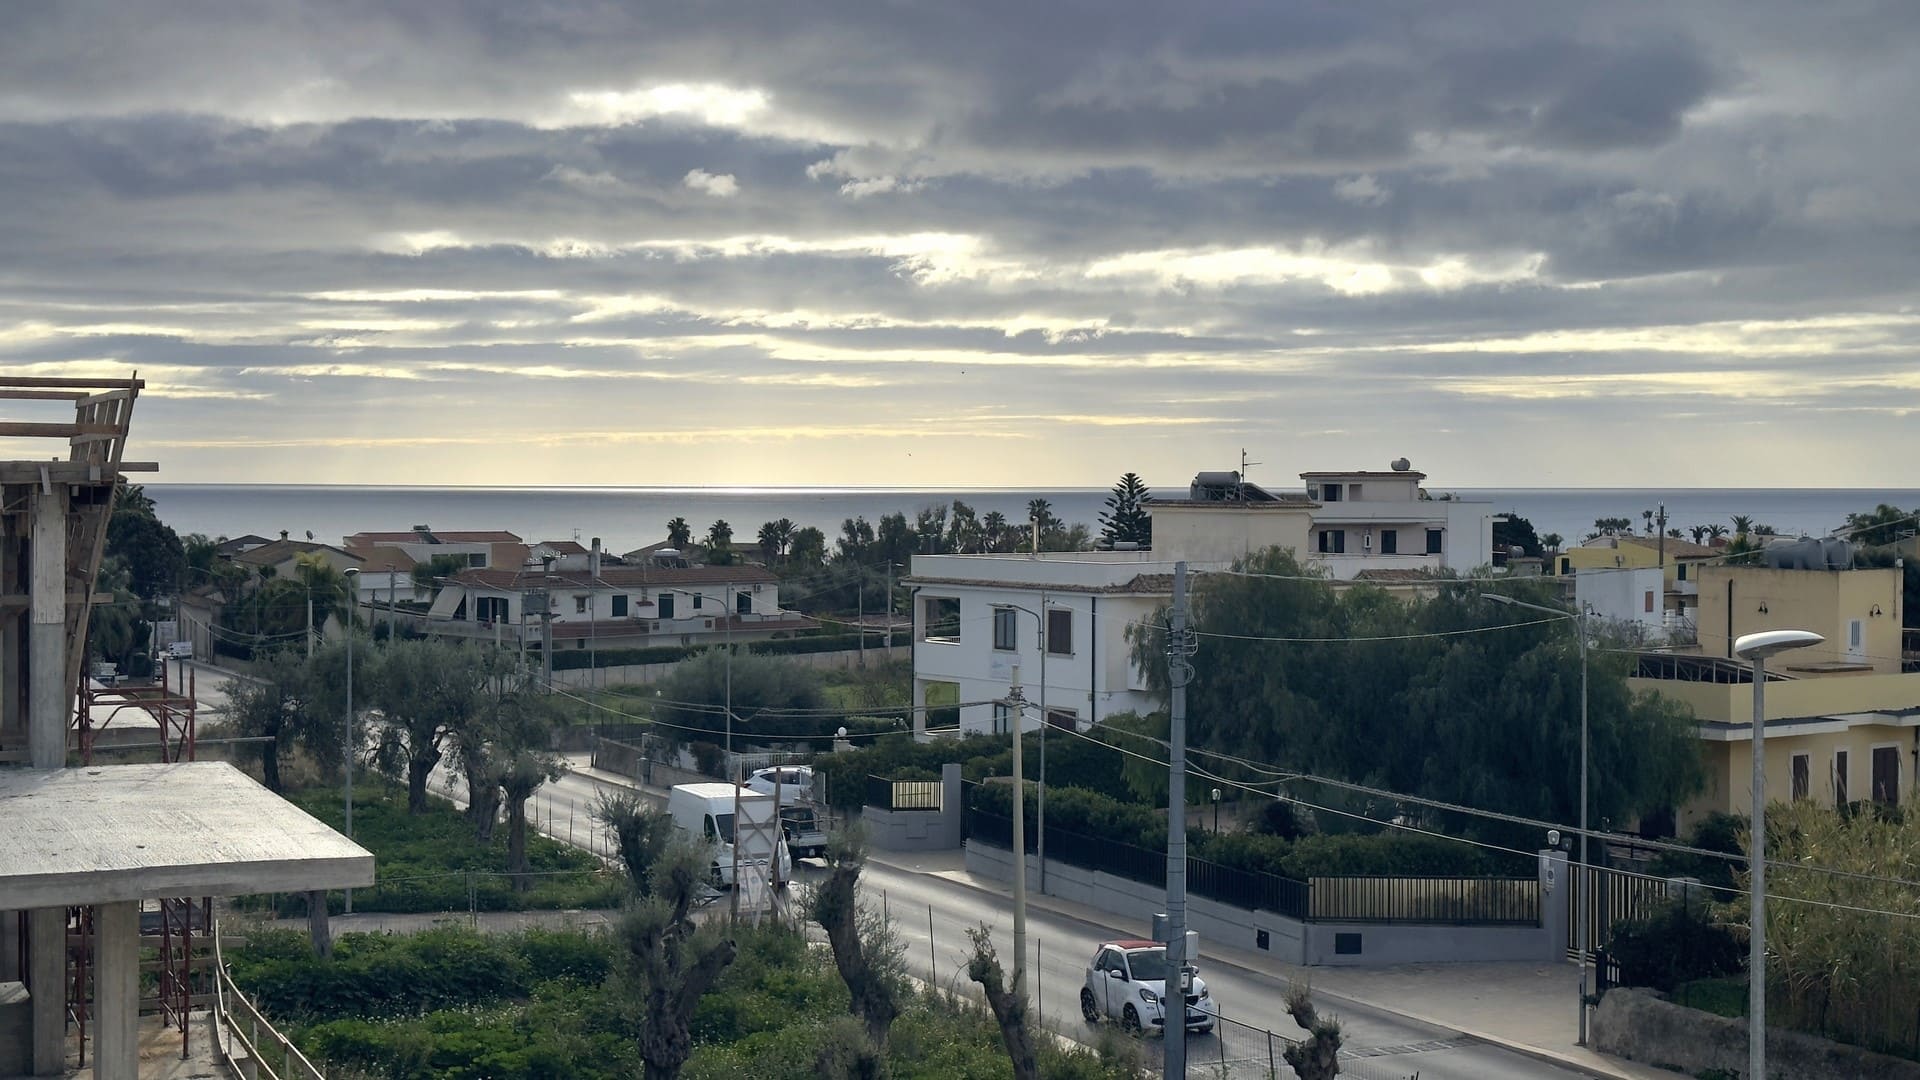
<box><xmin>1309</xmin><ymin>874</ymin><xmax>1541</xmax><ymax>926</ymax></box>
<box><xmin>867</xmin><ymin>774</ymin><xmax>943</xmax><ymax>811</ymax></box>
<box><xmin>210</xmin><ymin>923</ymin><xmax>328</xmax><ymax>1080</ymax></box>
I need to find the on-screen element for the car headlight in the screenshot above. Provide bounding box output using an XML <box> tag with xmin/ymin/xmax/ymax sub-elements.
<box><xmin>1139</xmin><ymin>989</ymin><xmax>1159</xmax><ymax>1005</ymax></box>
<box><xmin>1198</xmin><ymin>987</ymin><xmax>1209</xmax><ymax>999</ymax></box>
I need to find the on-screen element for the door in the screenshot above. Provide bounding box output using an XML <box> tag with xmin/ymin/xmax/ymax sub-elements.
<box><xmin>1096</xmin><ymin>949</ymin><xmax>1127</xmax><ymax>1016</ymax></box>
<box><xmin>1872</xmin><ymin>746</ymin><xmax>1900</xmax><ymax>805</ymax></box>
<box><xmin>1847</xmin><ymin>619</ymin><xmax>1866</xmax><ymax>664</ymax></box>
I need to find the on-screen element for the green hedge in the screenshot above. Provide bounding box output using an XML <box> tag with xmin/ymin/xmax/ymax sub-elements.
<box><xmin>546</xmin><ymin>632</ymin><xmax>895</xmax><ymax>671</ymax></box>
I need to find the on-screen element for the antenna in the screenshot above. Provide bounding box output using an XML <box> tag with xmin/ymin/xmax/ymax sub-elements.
<box><xmin>1238</xmin><ymin>448</ymin><xmax>1261</xmax><ymax>501</ymax></box>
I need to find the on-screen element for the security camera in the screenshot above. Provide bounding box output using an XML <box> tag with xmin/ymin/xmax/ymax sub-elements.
<box><xmin>1547</xmin><ymin>829</ymin><xmax>1561</xmax><ymax>848</ymax></box>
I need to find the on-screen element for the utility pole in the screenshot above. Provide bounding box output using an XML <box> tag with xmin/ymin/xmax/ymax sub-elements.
<box><xmin>1007</xmin><ymin>663</ymin><xmax>1029</xmax><ymax>998</ymax></box>
<box><xmin>1037</xmin><ymin>595</ymin><xmax>1048</xmax><ymax>893</ymax></box>
<box><xmin>1657</xmin><ymin>503</ymin><xmax>1668</xmax><ymax>570</ymax></box>
<box><xmin>1164</xmin><ymin>561</ymin><xmax>1195</xmax><ymax>1080</ymax></box>
<box><xmin>306</xmin><ymin>592</ymin><xmax>315</xmax><ymax>657</ymax></box>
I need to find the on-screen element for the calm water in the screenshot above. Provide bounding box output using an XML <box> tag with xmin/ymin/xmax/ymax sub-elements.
<box><xmin>142</xmin><ymin>484</ymin><xmax>1920</xmax><ymax>554</ymax></box>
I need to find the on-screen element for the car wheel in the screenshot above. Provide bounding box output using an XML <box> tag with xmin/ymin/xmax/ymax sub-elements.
<box><xmin>1121</xmin><ymin>1005</ymin><xmax>1141</xmax><ymax>1035</ymax></box>
<box><xmin>1080</xmin><ymin>988</ymin><xmax>1100</xmax><ymax>1024</ymax></box>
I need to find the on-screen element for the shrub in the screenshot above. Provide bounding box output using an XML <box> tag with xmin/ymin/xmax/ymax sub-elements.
<box><xmin>1606</xmin><ymin>892</ymin><xmax>1742</xmax><ymax>993</ymax></box>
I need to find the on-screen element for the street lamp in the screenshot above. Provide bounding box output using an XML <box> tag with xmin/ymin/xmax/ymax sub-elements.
<box><xmin>1483</xmin><ymin>591</ymin><xmax>1593</xmax><ymax>1043</ymax></box>
<box><xmin>1733</xmin><ymin>628</ymin><xmax>1823</xmax><ymax>1080</ymax></box>
<box><xmin>343</xmin><ymin>566</ymin><xmax>359</xmax><ymax>916</ymax></box>
<box><xmin>1211</xmin><ymin>788</ymin><xmax>1221</xmax><ymax>833</ymax></box>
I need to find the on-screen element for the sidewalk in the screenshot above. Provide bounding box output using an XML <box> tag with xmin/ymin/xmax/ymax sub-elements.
<box><xmin>868</xmin><ymin>847</ymin><xmax>1673</xmax><ymax>1080</ymax></box>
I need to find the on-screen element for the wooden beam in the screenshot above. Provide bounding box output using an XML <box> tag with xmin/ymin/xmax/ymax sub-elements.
<box><xmin>0</xmin><ymin>422</ymin><xmax>126</xmax><ymax>438</ymax></box>
<box><xmin>0</xmin><ymin>390</ymin><xmax>90</xmax><ymax>401</ymax></box>
<box><xmin>0</xmin><ymin>377</ymin><xmax>145</xmax><ymax>389</ymax></box>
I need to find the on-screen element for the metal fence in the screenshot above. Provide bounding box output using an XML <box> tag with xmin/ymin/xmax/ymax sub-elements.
<box><xmin>1309</xmin><ymin>874</ymin><xmax>1541</xmax><ymax>926</ymax></box>
<box><xmin>868</xmin><ymin>774</ymin><xmax>943</xmax><ymax>811</ymax></box>
<box><xmin>967</xmin><ymin>809</ymin><xmax>1310</xmax><ymax>920</ymax></box>
<box><xmin>1569</xmin><ymin>863</ymin><xmax>1672</xmax><ymax>960</ymax></box>
<box><xmin>1137</xmin><ymin>1011</ymin><xmax>1425</xmax><ymax>1080</ymax></box>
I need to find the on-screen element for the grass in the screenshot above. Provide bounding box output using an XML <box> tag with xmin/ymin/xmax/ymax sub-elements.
<box><xmin>235</xmin><ymin>782</ymin><xmax>624</xmax><ymax>916</ymax></box>
<box><xmin>1674</xmin><ymin>976</ymin><xmax>1747</xmax><ymax>1019</ymax></box>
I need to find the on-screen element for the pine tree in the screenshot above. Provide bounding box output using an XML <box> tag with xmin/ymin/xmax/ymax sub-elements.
<box><xmin>1098</xmin><ymin>472</ymin><xmax>1152</xmax><ymax>546</ymax></box>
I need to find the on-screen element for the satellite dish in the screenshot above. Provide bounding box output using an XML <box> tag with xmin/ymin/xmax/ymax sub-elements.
<box><xmin>1391</xmin><ymin>458</ymin><xmax>1411</xmax><ymax>472</ymax></box>
<box><xmin>305</xmin><ymin>530</ymin><xmax>314</xmax><ymax>541</ymax></box>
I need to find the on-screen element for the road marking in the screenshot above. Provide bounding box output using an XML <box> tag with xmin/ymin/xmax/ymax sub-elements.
<box><xmin>1345</xmin><ymin>1034</ymin><xmax>1483</xmax><ymax>1058</ymax></box>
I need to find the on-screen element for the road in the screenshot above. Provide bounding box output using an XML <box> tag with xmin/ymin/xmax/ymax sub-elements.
<box><xmin>510</xmin><ymin>764</ymin><xmax>1589</xmax><ymax>1080</ymax></box>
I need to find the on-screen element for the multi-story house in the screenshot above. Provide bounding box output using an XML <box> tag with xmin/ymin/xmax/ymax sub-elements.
<box><xmin>909</xmin><ymin>460</ymin><xmax>1502</xmax><ymax>737</ymax></box>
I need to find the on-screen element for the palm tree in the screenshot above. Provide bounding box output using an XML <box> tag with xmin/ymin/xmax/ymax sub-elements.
<box><xmin>666</xmin><ymin>517</ymin><xmax>692</xmax><ymax>548</ymax></box>
<box><xmin>981</xmin><ymin>511</ymin><xmax>1011</xmax><ymax>553</ymax></box>
<box><xmin>1689</xmin><ymin>525</ymin><xmax>1708</xmax><ymax>544</ymax></box>
<box><xmin>1705</xmin><ymin>524</ymin><xmax>1728</xmax><ymax>542</ymax></box>
<box><xmin>705</xmin><ymin>520</ymin><xmax>735</xmax><ymax>565</ymax></box>
<box><xmin>1731</xmin><ymin>515</ymin><xmax>1753</xmax><ymax>538</ymax></box>
<box><xmin>1541</xmin><ymin>532</ymin><xmax>1564</xmax><ymax>557</ymax></box>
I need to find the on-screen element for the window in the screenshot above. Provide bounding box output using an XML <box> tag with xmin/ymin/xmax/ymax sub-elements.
<box><xmin>467</xmin><ymin>552</ymin><xmax>487</xmax><ymax>567</ymax></box>
<box><xmin>1677</xmin><ymin>563</ymin><xmax>1688</xmax><ymax>581</ymax></box>
<box><xmin>1644</xmin><ymin>590</ymin><xmax>1655</xmax><ymax>614</ymax></box>
<box><xmin>658</xmin><ymin>594</ymin><xmax>676</xmax><ymax>619</ymax></box>
<box><xmin>992</xmin><ymin>702</ymin><xmax>1012</xmax><ymax>734</ymax></box>
<box><xmin>1834</xmin><ymin>750</ymin><xmax>1850</xmax><ymax>807</ymax></box>
<box><xmin>1426</xmin><ymin>528</ymin><xmax>1443</xmax><ymax>555</ymax></box>
<box><xmin>611</xmin><ymin>594</ymin><xmax>628</xmax><ymax>618</ymax></box>
<box><xmin>922</xmin><ymin>597</ymin><xmax>961</xmax><ymax>643</ymax></box>
<box><xmin>992</xmin><ymin>608</ymin><xmax>1017</xmax><ymax>651</ymax></box>
<box><xmin>1791</xmin><ymin>753</ymin><xmax>1810</xmax><ymax>801</ymax></box>
<box><xmin>1317</xmin><ymin>529</ymin><xmax>1346</xmax><ymax>554</ymax></box>
<box><xmin>1872</xmin><ymin>746</ymin><xmax>1900</xmax><ymax>805</ymax></box>
<box><xmin>1560</xmin><ymin>557</ymin><xmax>1571</xmax><ymax>575</ymax></box>
<box><xmin>1380</xmin><ymin>530</ymin><xmax>1397</xmax><ymax>555</ymax></box>
<box><xmin>693</xmin><ymin>593</ymin><xmax>704</xmax><ymax>609</ymax></box>
<box><xmin>476</xmin><ymin>596</ymin><xmax>509</xmax><ymax>623</ymax></box>
<box><xmin>1349</xmin><ymin>484</ymin><xmax>1362</xmax><ymax>500</ymax></box>
<box><xmin>1322</xmin><ymin>483</ymin><xmax>1343</xmax><ymax>502</ymax></box>
<box><xmin>1045</xmin><ymin>707</ymin><xmax>1076</xmax><ymax>730</ymax></box>
<box><xmin>1047</xmin><ymin>608</ymin><xmax>1073</xmax><ymax>656</ymax></box>
<box><xmin>737</xmin><ymin>592</ymin><xmax>752</xmax><ymax>615</ymax></box>
<box><xmin>575</xmin><ymin>595</ymin><xmax>589</xmax><ymax>614</ymax></box>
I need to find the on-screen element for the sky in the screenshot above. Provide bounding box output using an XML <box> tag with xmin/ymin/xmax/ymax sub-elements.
<box><xmin>2</xmin><ymin>1</ymin><xmax>1917</xmax><ymax>488</ymax></box>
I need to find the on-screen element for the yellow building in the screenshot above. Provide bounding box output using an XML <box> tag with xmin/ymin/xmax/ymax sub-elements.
<box><xmin>1629</xmin><ymin>562</ymin><xmax>1915</xmax><ymax>828</ymax></box>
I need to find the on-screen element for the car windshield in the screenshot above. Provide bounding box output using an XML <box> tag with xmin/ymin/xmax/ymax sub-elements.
<box><xmin>781</xmin><ymin>806</ymin><xmax>816</xmax><ymax>829</ymax></box>
<box><xmin>1124</xmin><ymin>948</ymin><xmax>1169</xmax><ymax>983</ymax></box>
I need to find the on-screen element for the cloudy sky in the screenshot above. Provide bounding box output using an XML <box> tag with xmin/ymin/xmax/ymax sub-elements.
<box><xmin>3</xmin><ymin>1</ymin><xmax>1916</xmax><ymax>487</ymax></box>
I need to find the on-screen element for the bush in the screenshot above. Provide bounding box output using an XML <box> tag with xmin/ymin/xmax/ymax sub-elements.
<box><xmin>1606</xmin><ymin>892</ymin><xmax>1743</xmax><ymax>993</ymax></box>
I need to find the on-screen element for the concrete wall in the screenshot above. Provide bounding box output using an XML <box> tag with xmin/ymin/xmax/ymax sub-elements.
<box><xmin>1577</xmin><ymin>566</ymin><xmax>1667</xmax><ymax>639</ymax></box>
<box><xmin>1695</xmin><ymin>565</ymin><xmax>1903</xmax><ymax>671</ymax></box>
<box><xmin>863</xmin><ymin>764</ymin><xmax>963</xmax><ymax>851</ymax></box>
<box><xmin>964</xmin><ymin>841</ymin><xmax>1568</xmax><ymax>968</ymax></box>
<box><xmin>1149</xmin><ymin>506</ymin><xmax>1313</xmax><ymax>565</ymax></box>
<box><xmin>1593</xmin><ymin>987</ymin><xmax>1920</xmax><ymax>1080</ymax></box>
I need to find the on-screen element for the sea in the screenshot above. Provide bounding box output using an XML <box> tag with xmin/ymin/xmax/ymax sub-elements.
<box><xmin>142</xmin><ymin>485</ymin><xmax>1920</xmax><ymax>554</ymax></box>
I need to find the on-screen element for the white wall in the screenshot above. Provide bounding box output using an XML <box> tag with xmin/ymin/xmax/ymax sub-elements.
<box><xmin>1576</xmin><ymin>566</ymin><xmax>1666</xmax><ymax>640</ymax></box>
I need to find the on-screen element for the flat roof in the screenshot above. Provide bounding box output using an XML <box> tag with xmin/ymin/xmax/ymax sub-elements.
<box><xmin>0</xmin><ymin>761</ymin><xmax>374</xmax><ymax>908</ymax></box>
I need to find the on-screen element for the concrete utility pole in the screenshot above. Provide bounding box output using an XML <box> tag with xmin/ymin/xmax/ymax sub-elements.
<box><xmin>1164</xmin><ymin>561</ymin><xmax>1195</xmax><ymax>1080</ymax></box>
<box><xmin>1007</xmin><ymin>663</ymin><xmax>1030</xmax><ymax>997</ymax></box>
<box><xmin>1038</xmin><ymin>593</ymin><xmax>1048</xmax><ymax>893</ymax></box>
<box><xmin>344</xmin><ymin>566</ymin><xmax>359</xmax><ymax>915</ymax></box>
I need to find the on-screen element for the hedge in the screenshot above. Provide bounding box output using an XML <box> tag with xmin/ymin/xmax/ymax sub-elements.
<box><xmin>547</xmin><ymin>632</ymin><xmax>894</xmax><ymax>671</ymax></box>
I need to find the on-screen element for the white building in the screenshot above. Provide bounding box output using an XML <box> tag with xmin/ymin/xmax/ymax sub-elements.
<box><xmin>908</xmin><ymin>551</ymin><xmax>1181</xmax><ymax>737</ymax></box>
<box><xmin>907</xmin><ymin>460</ymin><xmax>1503</xmax><ymax>738</ymax></box>
<box><xmin>425</xmin><ymin>557</ymin><xmax>808</xmax><ymax>650</ymax></box>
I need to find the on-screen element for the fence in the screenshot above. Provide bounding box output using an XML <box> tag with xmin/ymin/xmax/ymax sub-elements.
<box><xmin>867</xmin><ymin>774</ymin><xmax>944</xmax><ymax>811</ymax></box>
<box><xmin>1569</xmin><ymin>863</ymin><xmax>1672</xmax><ymax>960</ymax></box>
<box><xmin>967</xmin><ymin>809</ymin><xmax>1310</xmax><ymax>920</ymax></box>
<box><xmin>1138</xmin><ymin>1010</ymin><xmax>1425</xmax><ymax>1080</ymax></box>
<box><xmin>1309</xmin><ymin>874</ymin><xmax>1541</xmax><ymax>926</ymax></box>
<box><xmin>211</xmin><ymin>924</ymin><xmax>329</xmax><ymax>1080</ymax></box>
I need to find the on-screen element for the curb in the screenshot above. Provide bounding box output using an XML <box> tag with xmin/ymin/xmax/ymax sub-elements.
<box><xmin>865</xmin><ymin>848</ymin><xmax>1643</xmax><ymax>1080</ymax></box>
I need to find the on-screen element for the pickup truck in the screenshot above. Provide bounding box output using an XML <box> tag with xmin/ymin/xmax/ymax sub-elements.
<box><xmin>779</xmin><ymin>804</ymin><xmax>830</xmax><ymax>860</ymax></box>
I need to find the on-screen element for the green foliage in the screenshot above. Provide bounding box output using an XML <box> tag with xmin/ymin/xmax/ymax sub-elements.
<box><xmin>1606</xmin><ymin>892</ymin><xmax>1743</xmax><ymax>993</ymax></box>
<box><xmin>1097</xmin><ymin>472</ymin><xmax>1152</xmax><ymax>547</ymax></box>
<box><xmin>1673</xmin><ymin>977</ymin><xmax>1746</xmax><ymax>1019</ymax></box>
<box><xmin>234</xmin><ymin>785</ymin><xmax>618</xmax><ymax>915</ymax></box>
<box><xmin>650</xmin><ymin>649</ymin><xmax>831</xmax><ymax>747</ymax></box>
<box><xmin>1129</xmin><ymin>548</ymin><xmax>1704</xmax><ymax>854</ymax></box>
<box><xmin>1842</xmin><ymin>503</ymin><xmax>1918</xmax><ymax>548</ymax></box>
<box><xmin>1647</xmin><ymin>813</ymin><xmax>1744</xmax><ymax>892</ymax></box>
<box><xmin>104</xmin><ymin>484</ymin><xmax>186</xmax><ymax>600</ymax></box>
<box><xmin>1491</xmin><ymin>514</ymin><xmax>1542</xmax><ymax>558</ymax></box>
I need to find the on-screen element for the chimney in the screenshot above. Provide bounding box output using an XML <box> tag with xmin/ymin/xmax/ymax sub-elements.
<box><xmin>590</xmin><ymin>537</ymin><xmax>602</xmax><ymax>577</ymax></box>
<box><xmin>280</xmin><ymin>529</ymin><xmax>289</xmax><ymax>541</ymax></box>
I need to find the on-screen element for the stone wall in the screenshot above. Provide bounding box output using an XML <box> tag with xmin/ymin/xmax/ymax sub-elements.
<box><xmin>1592</xmin><ymin>987</ymin><xmax>1920</xmax><ymax>1080</ymax></box>
<box><xmin>863</xmin><ymin>763</ymin><xmax>964</xmax><ymax>851</ymax></box>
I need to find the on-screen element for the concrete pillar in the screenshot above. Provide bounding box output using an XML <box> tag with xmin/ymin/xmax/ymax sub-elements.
<box><xmin>1539</xmin><ymin>849</ymin><xmax>1570</xmax><ymax>962</ymax></box>
<box><xmin>0</xmin><ymin>911</ymin><xmax>18</xmax><ymax>983</ymax></box>
<box><xmin>93</xmin><ymin>902</ymin><xmax>138</xmax><ymax>1080</ymax></box>
<box><xmin>26</xmin><ymin>909</ymin><xmax>63</xmax><ymax>1075</ymax></box>
<box><xmin>30</xmin><ymin>489</ymin><xmax>66</xmax><ymax>770</ymax></box>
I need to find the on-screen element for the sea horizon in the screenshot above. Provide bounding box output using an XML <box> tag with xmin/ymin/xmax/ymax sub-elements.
<box><xmin>142</xmin><ymin>483</ymin><xmax>1919</xmax><ymax>558</ymax></box>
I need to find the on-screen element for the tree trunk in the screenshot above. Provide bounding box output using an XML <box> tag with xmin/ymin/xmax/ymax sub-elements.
<box><xmin>814</xmin><ymin>857</ymin><xmax>896</xmax><ymax>1047</ymax></box>
<box><xmin>306</xmin><ymin>891</ymin><xmax>332</xmax><ymax>959</ymax></box>
<box><xmin>965</xmin><ymin>927</ymin><xmax>1037</xmax><ymax>1080</ymax></box>
<box><xmin>407</xmin><ymin>750</ymin><xmax>439</xmax><ymax>813</ymax></box>
<box><xmin>261</xmin><ymin>740</ymin><xmax>282</xmax><ymax>793</ymax></box>
<box><xmin>506</xmin><ymin>795</ymin><xmax>529</xmax><ymax>892</ymax></box>
<box><xmin>466</xmin><ymin>757</ymin><xmax>500</xmax><ymax>842</ymax></box>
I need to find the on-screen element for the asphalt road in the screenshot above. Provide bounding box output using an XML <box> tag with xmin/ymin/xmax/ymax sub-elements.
<box><xmin>510</xmin><ymin>766</ymin><xmax>1589</xmax><ymax>1080</ymax></box>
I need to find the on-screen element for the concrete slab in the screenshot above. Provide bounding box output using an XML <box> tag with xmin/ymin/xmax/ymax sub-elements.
<box><xmin>0</xmin><ymin>762</ymin><xmax>373</xmax><ymax>908</ymax></box>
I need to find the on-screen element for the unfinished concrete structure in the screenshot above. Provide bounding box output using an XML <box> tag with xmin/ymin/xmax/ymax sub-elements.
<box><xmin>0</xmin><ymin>376</ymin><xmax>374</xmax><ymax>1079</ymax></box>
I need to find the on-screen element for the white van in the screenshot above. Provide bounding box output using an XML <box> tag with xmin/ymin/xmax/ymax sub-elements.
<box><xmin>165</xmin><ymin>640</ymin><xmax>194</xmax><ymax>660</ymax></box>
<box><xmin>665</xmin><ymin>783</ymin><xmax>792</xmax><ymax>887</ymax></box>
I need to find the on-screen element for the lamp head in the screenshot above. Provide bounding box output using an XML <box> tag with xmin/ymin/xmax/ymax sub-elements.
<box><xmin>344</xmin><ymin>567</ymin><xmax>359</xmax><ymax>579</ymax></box>
<box><xmin>1733</xmin><ymin>629</ymin><xmax>1823</xmax><ymax>660</ymax></box>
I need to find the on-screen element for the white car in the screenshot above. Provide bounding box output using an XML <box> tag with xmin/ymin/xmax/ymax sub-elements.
<box><xmin>745</xmin><ymin>765</ymin><xmax>813</xmax><ymax>801</ymax></box>
<box><xmin>1081</xmin><ymin>940</ymin><xmax>1216</xmax><ymax>1035</ymax></box>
